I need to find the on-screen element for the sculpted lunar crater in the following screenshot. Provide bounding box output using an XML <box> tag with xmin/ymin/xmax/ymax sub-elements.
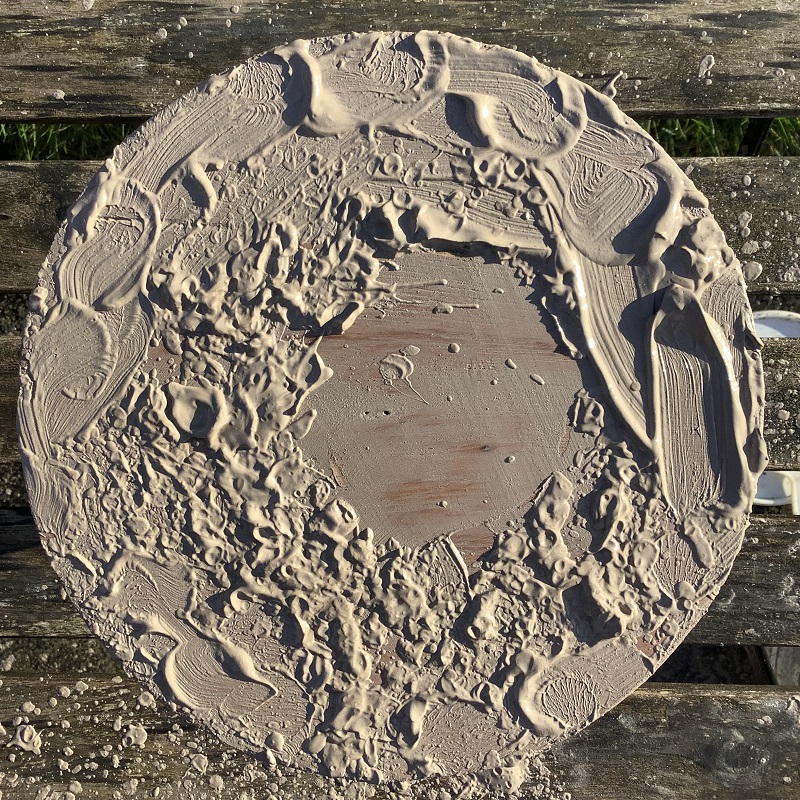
<box><xmin>18</xmin><ymin>31</ymin><xmax>765</xmax><ymax>784</ymax></box>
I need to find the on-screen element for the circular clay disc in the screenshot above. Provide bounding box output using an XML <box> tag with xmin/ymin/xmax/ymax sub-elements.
<box><xmin>19</xmin><ymin>31</ymin><xmax>765</xmax><ymax>783</ymax></box>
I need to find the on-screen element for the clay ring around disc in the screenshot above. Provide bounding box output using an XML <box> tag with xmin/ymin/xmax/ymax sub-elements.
<box><xmin>18</xmin><ymin>31</ymin><xmax>766</xmax><ymax>784</ymax></box>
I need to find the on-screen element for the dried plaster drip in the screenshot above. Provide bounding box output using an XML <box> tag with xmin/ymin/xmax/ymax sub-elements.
<box><xmin>9</xmin><ymin>724</ymin><xmax>42</xmax><ymax>755</ymax></box>
<box><xmin>18</xmin><ymin>31</ymin><xmax>763</xmax><ymax>784</ymax></box>
<box><xmin>698</xmin><ymin>54</ymin><xmax>715</xmax><ymax>79</ymax></box>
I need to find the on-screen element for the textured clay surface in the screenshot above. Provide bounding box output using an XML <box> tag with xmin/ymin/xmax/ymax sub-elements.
<box><xmin>18</xmin><ymin>31</ymin><xmax>765</xmax><ymax>784</ymax></box>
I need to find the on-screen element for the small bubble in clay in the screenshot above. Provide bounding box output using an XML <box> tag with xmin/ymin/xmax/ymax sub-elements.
<box><xmin>629</xmin><ymin>380</ymin><xmax>641</xmax><ymax>392</ymax></box>
<box><xmin>446</xmin><ymin>395</ymin><xmax>453</xmax><ymax>402</ymax></box>
<box><xmin>505</xmin><ymin>358</ymin><xmax>517</xmax><ymax>369</ymax></box>
<box><xmin>231</xmin><ymin>4</ymin><xmax>240</xmax><ymax>12</ymax></box>
<box><xmin>742</xmin><ymin>174</ymin><xmax>752</xmax><ymax>186</ymax></box>
<box><xmin>437</xmin><ymin>500</ymin><xmax>448</xmax><ymax>508</ymax></box>
<box><xmin>52</xmin><ymin>89</ymin><xmax>66</xmax><ymax>101</ymax></box>
<box><xmin>225</xmin><ymin>18</ymin><xmax>232</xmax><ymax>27</ymax></box>
<box><xmin>156</xmin><ymin>27</ymin><xmax>168</xmax><ymax>39</ymax></box>
<box><xmin>178</xmin><ymin>16</ymin><xmax>188</xmax><ymax>26</ymax></box>
<box><xmin>433</xmin><ymin>304</ymin><xmax>454</xmax><ymax>314</ymax></box>
<box><xmin>492</xmin><ymin>287</ymin><xmax>505</xmax><ymax>294</ymax></box>
<box><xmin>505</xmin><ymin>455</ymin><xmax>516</xmax><ymax>463</ymax></box>
<box><xmin>448</xmin><ymin>343</ymin><xmax>461</xmax><ymax>353</ymax></box>
<box><xmin>530</xmin><ymin>373</ymin><xmax>545</xmax><ymax>385</ymax></box>
<box><xmin>490</xmin><ymin>378</ymin><xmax>498</xmax><ymax>386</ymax></box>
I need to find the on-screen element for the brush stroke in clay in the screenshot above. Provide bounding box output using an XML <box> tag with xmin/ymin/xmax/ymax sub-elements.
<box><xmin>18</xmin><ymin>32</ymin><xmax>765</xmax><ymax>784</ymax></box>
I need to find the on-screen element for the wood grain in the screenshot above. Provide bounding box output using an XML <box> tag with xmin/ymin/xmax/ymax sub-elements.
<box><xmin>0</xmin><ymin>157</ymin><xmax>796</xmax><ymax>299</ymax></box>
<box><xmin>0</xmin><ymin>674</ymin><xmax>796</xmax><ymax>799</ymax></box>
<box><xmin>1</xmin><ymin>1</ymin><xmax>799</xmax><ymax>121</ymax></box>
<box><xmin>0</xmin><ymin>515</ymin><xmax>796</xmax><ymax>645</ymax></box>
<box><xmin>762</xmin><ymin>337</ymin><xmax>800</xmax><ymax>471</ymax></box>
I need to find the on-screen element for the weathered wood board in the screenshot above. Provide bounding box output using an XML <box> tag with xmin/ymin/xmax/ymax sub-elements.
<box><xmin>761</xmin><ymin>337</ymin><xmax>800</xmax><ymax>471</ymax></box>
<box><xmin>1</xmin><ymin>1</ymin><xmax>799</xmax><ymax>120</ymax></box>
<box><xmin>0</xmin><ymin>675</ymin><xmax>797</xmax><ymax>800</ymax></box>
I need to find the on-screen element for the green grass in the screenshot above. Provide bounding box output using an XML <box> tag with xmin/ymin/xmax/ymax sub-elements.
<box><xmin>763</xmin><ymin>118</ymin><xmax>800</xmax><ymax>156</ymax></box>
<box><xmin>641</xmin><ymin>118</ymin><xmax>749</xmax><ymax>157</ymax></box>
<box><xmin>0</xmin><ymin>121</ymin><xmax>139</xmax><ymax>161</ymax></box>
<box><xmin>0</xmin><ymin>117</ymin><xmax>799</xmax><ymax>161</ymax></box>
<box><xmin>641</xmin><ymin>117</ymin><xmax>800</xmax><ymax>158</ymax></box>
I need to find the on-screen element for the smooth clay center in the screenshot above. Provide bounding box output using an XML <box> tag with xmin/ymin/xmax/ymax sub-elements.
<box><xmin>305</xmin><ymin>248</ymin><xmax>586</xmax><ymax>561</ymax></box>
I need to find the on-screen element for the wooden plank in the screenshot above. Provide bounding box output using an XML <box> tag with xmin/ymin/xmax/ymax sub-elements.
<box><xmin>1</xmin><ymin>516</ymin><xmax>796</xmax><ymax>645</ymax></box>
<box><xmin>0</xmin><ymin>161</ymin><xmax>95</xmax><ymax>295</ymax></box>
<box><xmin>0</xmin><ymin>157</ymin><xmax>797</xmax><ymax>299</ymax></box>
<box><xmin>1</xmin><ymin>1</ymin><xmax>799</xmax><ymax>122</ymax></box>
<box><xmin>2</xmin><ymin>335</ymin><xmax>800</xmax><ymax>471</ymax></box>
<box><xmin>765</xmin><ymin>645</ymin><xmax>800</xmax><ymax>685</ymax></box>
<box><xmin>686</xmin><ymin>157</ymin><xmax>800</xmax><ymax>296</ymax></box>
<box><xmin>762</xmin><ymin>338</ymin><xmax>800</xmax><ymax>471</ymax></box>
<box><xmin>688</xmin><ymin>517</ymin><xmax>800</xmax><ymax>646</ymax></box>
<box><xmin>0</xmin><ymin>675</ymin><xmax>796</xmax><ymax>799</ymax></box>
<box><xmin>546</xmin><ymin>684</ymin><xmax>800</xmax><ymax>800</ymax></box>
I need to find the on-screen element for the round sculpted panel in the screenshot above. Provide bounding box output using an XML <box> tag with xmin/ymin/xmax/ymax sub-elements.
<box><xmin>18</xmin><ymin>32</ymin><xmax>765</xmax><ymax>783</ymax></box>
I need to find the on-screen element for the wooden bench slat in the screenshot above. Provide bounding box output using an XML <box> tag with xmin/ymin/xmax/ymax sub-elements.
<box><xmin>1</xmin><ymin>335</ymin><xmax>799</xmax><ymax>470</ymax></box>
<box><xmin>762</xmin><ymin>337</ymin><xmax>800</xmax><ymax>471</ymax></box>
<box><xmin>1</xmin><ymin>516</ymin><xmax>796</xmax><ymax>645</ymax></box>
<box><xmin>1</xmin><ymin>1</ymin><xmax>800</xmax><ymax>121</ymax></box>
<box><xmin>0</xmin><ymin>675</ymin><xmax>797</xmax><ymax>799</ymax></box>
<box><xmin>0</xmin><ymin>157</ymin><xmax>796</xmax><ymax>299</ymax></box>
<box><xmin>550</xmin><ymin>684</ymin><xmax>800</xmax><ymax>800</ymax></box>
